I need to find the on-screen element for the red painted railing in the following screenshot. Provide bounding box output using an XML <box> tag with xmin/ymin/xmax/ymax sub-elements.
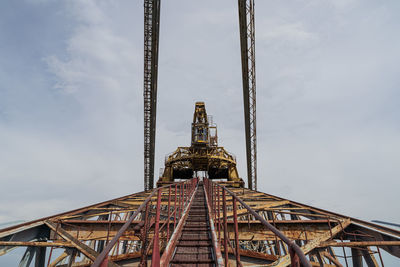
<box><xmin>92</xmin><ymin>178</ymin><xmax>198</xmax><ymax>267</ymax></box>
<box><xmin>203</xmin><ymin>178</ymin><xmax>312</xmax><ymax>267</ymax></box>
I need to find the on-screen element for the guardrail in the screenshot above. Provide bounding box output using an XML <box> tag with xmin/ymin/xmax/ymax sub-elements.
<box><xmin>203</xmin><ymin>178</ymin><xmax>311</xmax><ymax>267</ymax></box>
<box><xmin>92</xmin><ymin>178</ymin><xmax>198</xmax><ymax>267</ymax></box>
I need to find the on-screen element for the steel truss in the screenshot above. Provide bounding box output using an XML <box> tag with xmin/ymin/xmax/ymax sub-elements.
<box><xmin>144</xmin><ymin>0</ymin><xmax>161</xmax><ymax>190</ymax></box>
<box><xmin>144</xmin><ymin>0</ymin><xmax>257</xmax><ymax>191</ymax></box>
<box><xmin>0</xmin><ymin>180</ymin><xmax>198</xmax><ymax>267</ymax></box>
<box><xmin>238</xmin><ymin>0</ymin><xmax>257</xmax><ymax>190</ymax></box>
<box><xmin>1</xmin><ymin>180</ymin><xmax>399</xmax><ymax>266</ymax></box>
<box><xmin>205</xmin><ymin>180</ymin><xmax>400</xmax><ymax>266</ymax></box>
<box><xmin>2</xmin><ymin>1</ymin><xmax>399</xmax><ymax>266</ymax></box>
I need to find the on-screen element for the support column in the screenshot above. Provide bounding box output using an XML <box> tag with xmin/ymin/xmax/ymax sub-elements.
<box><xmin>144</xmin><ymin>0</ymin><xmax>161</xmax><ymax>190</ymax></box>
<box><xmin>238</xmin><ymin>0</ymin><xmax>257</xmax><ymax>190</ymax></box>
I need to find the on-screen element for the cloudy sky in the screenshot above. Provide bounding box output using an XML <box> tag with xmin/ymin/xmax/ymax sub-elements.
<box><xmin>0</xmin><ymin>0</ymin><xmax>399</xmax><ymax>237</ymax></box>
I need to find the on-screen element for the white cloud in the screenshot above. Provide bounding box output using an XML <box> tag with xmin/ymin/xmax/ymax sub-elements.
<box><xmin>258</xmin><ymin>21</ymin><xmax>319</xmax><ymax>46</ymax></box>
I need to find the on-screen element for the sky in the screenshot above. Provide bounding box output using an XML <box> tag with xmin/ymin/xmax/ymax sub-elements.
<box><xmin>0</xmin><ymin>0</ymin><xmax>399</xmax><ymax>242</ymax></box>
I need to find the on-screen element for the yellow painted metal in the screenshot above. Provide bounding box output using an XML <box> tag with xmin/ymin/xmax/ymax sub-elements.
<box><xmin>157</xmin><ymin>102</ymin><xmax>244</xmax><ymax>187</ymax></box>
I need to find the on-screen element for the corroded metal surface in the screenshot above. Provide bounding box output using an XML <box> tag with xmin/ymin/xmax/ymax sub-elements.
<box><xmin>158</xmin><ymin>102</ymin><xmax>244</xmax><ymax>188</ymax></box>
<box><xmin>1</xmin><ymin>179</ymin><xmax>400</xmax><ymax>266</ymax></box>
<box><xmin>143</xmin><ymin>0</ymin><xmax>161</xmax><ymax>191</ymax></box>
<box><xmin>170</xmin><ymin>184</ymin><xmax>217</xmax><ymax>266</ymax></box>
<box><xmin>204</xmin><ymin>181</ymin><xmax>400</xmax><ymax>266</ymax></box>
<box><xmin>0</xmin><ymin>180</ymin><xmax>198</xmax><ymax>267</ymax></box>
<box><xmin>238</xmin><ymin>0</ymin><xmax>257</xmax><ymax>191</ymax></box>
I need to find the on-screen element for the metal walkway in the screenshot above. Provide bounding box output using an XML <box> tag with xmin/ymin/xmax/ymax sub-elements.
<box><xmin>171</xmin><ymin>184</ymin><xmax>216</xmax><ymax>266</ymax></box>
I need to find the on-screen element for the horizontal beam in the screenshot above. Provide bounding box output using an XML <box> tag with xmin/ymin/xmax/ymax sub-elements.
<box><xmin>221</xmin><ymin>247</ymin><xmax>278</xmax><ymax>261</ymax></box>
<box><xmin>0</xmin><ymin>191</ymin><xmax>151</xmax><ymax>235</ymax></box>
<box><xmin>45</xmin><ymin>221</ymin><xmax>99</xmax><ymax>262</ymax></box>
<box><xmin>272</xmin><ymin>219</ymin><xmax>351</xmax><ymax>267</ymax></box>
<box><xmin>60</xmin><ymin>219</ymin><xmax>333</xmax><ymax>226</ymax></box>
<box><xmin>320</xmin><ymin>241</ymin><xmax>400</xmax><ymax>247</ymax></box>
<box><xmin>0</xmin><ymin>241</ymin><xmax>73</xmax><ymax>247</ymax></box>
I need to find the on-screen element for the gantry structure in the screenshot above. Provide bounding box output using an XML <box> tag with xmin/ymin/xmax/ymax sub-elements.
<box><xmin>157</xmin><ymin>102</ymin><xmax>244</xmax><ymax>188</ymax></box>
<box><xmin>1</xmin><ymin>103</ymin><xmax>400</xmax><ymax>266</ymax></box>
<box><xmin>1</xmin><ymin>1</ymin><xmax>400</xmax><ymax>266</ymax></box>
<box><xmin>143</xmin><ymin>0</ymin><xmax>257</xmax><ymax>192</ymax></box>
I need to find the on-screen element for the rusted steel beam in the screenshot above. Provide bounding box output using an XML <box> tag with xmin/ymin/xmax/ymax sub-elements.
<box><xmin>0</xmin><ymin>241</ymin><xmax>73</xmax><ymax>247</ymax></box>
<box><xmin>242</xmin><ymin>190</ymin><xmax>400</xmax><ymax>238</ymax></box>
<box><xmin>2</xmin><ymin>178</ymin><xmax>400</xmax><ymax>266</ymax></box>
<box><xmin>320</xmin><ymin>251</ymin><xmax>343</xmax><ymax>267</ymax></box>
<box><xmin>89</xmin><ymin>179</ymin><xmax>198</xmax><ymax>267</ymax></box>
<box><xmin>143</xmin><ymin>0</ymin><xmax>161</xmax><ymax>191</ymax></box>
<box><xmin>151</xmin><ymin>188</ymin><xmax>162</xmax><ymax>266</ymax></box>
<box><xmin>274</xmin><ymin>219</ymin><xmax>351</xmax><ymax>267</ymax></box>
<box><xmin>221</xmin><ymin>247</ymin><xmax>278</xmax><ymax>261</ymax></box>
<box><xmin>139</xmin><ymin>201</ymin><xmax>150</xmax><ymax>265</ymax></box>
<box><xmin>59</xmin><ymin>231</ymin><xmax>144</xmax><ymax>241</ymax></box>
<box><xmin>222</xmin><ymin>187</ymin><xmax>229</xmax><ymax>265</ymax></box>
<box><xmin>219</xmin><ymin>229</ymin><xmax>332</xmax><ymax>241</ymax></box>
<box><xmin>232</xmin><ymin>198</ymin><xmax>241</xmax><ymax>265</ymax></box>
<box><xmin>319</xmin><ymin>241</ymin><xmax>400</xmax><ymax>247</ymax></box>
<box><xmin>203</xmin><ymin>179</ymin><xmax>224</xmax><ymax>266</ymax></box>
<box><xmin>60</xmin><ymin>219</ymin><xmax>141</xmax><ymax>225</ymax></box>
<box><xmin>62</xmin><ymin>252</ymin><xmax>146</xmax><ymax>267</ymax></box>
<box><xmin>0</xmin><ymin>191</ymin><xmax>151</xmax><ymax>236</ymax></box>
<box><xmin>45</xmin><ymin>221</ymin><xmax>119</xmax><ymax>267</ymax></box>
<box><xmin>238</xmin><ymin>0</ymin><xmax>257</xmax><ymax>191</ymax></box>
<box><xmin>221</xmin><ymin>200</ymin><xmax>290</xmax><ymax>218</ymax></box>
<box><xmin>0</xmin><ymin>221</ymin><xmax>45</xmax><ymax>239</ymax></box>
<box><xmin>211</xmin><ymin>180</ymin><xmax>312</xmax><ymax>267</ymax></box>
<box><xmin>91</xmin><ymin>181</ymin><xmax>164</xmax><ymax>267</ymax></box>
<box><xmin>48</xmin><ymin>251</ymin><xmax>68</xmax><ymax>267</ymax></box>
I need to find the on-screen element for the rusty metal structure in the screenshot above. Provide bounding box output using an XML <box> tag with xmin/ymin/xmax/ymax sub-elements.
<box><xmin>1</xmin><ymin>103</ymin><xmax>400</xmax><ymax>266</ymax></box>
<box><xmin>1</xmin><ymin>175</ymin><xmax>400</xmax><ymax>266</ymax></box>
<box><xmin>1</xmin><ymin>1</ymin><xmax>400</xmax><ymax>267</ymax></box>
<box><xmin>157</xmin><ymin>102</ymin><xmax>244</xmax><ymax>188</ymax></box>
<box><xmin>238</xmin><ymin>0</ymin><xmax>257</xmax><ymax>191</ymax></box>
<box><xmin>143</xmin><ymin>0</ymin><xmax>160</xmax><ymax>191</ymax></box>
<box><xmin>143</xmin><ymin>0</ymin><xmax>257</xmax><ymax>191</ymax></box>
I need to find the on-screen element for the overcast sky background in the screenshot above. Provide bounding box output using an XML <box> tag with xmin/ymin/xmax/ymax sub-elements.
<box><xmin>0</xmin><ymin>0</ymin><xmax>399</xmax><ymax>244</ymax></box>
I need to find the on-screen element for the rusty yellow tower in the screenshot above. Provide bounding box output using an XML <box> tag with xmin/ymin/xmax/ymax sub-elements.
<box><xmin>157</xmin><ymin>102</ymin><xmax>244</xmax><ymax>187</ymax></box>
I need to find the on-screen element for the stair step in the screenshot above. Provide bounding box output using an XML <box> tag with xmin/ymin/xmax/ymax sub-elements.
<box><xmin>171</xmin><ymin>184</ymin><xmax>216</xmax><ymax>265</ymax></box>
<box><xmin>175</xmin><ymin>246</ymin><xmax>213</xmax><ymax>254</ymax></box>
<box><xmin>171</xmin><ymin>263</ymin><xmax>214</xmax><ymax>267</ymax></box>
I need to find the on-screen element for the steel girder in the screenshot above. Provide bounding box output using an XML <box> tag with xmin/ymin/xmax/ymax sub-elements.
<box><xmin>1</xmin><ymin>183</ymin><xmax>400</xmax><ymax>266</ymax></box>
<box><xmin>210</xmin><ymin>185</ymin><xmax>400</xmax><ymax>266</ymax></box>
<box><xmin>238</xmin><ymin>0</ymin><xmax>257</xmax><ymax>191</ymax></box>
<box><xmin>144</xmin><ymin>0</ymin><xmax>161</xmax><ymax>191</ymax></box>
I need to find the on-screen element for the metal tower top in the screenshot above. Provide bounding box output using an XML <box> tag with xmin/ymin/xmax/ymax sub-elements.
<box><xmin>157</xmin><ymin>102</ymin><xmax>244</xmax><ymax>187</ymax></box>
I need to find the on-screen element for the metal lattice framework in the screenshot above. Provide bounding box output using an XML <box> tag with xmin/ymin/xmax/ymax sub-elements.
<box><xmin>144</xmin><ymin>0</ymin><xmax>257</xmax><ymax>191</ymax></box>
<box><xmin>1</xmin><ymin>180</ymin><xmax>399</xmax><ymax>266</ymax></box>
<box><xmin>2</xmin><ymin>1</ymin><xmax>400</xmax><ymax>266</ymax></box>
<box><xmin>1</xmin><ymin>104</ymin><xmax>400</xmax><ymax>266</ymax></box>
<box><xmin>144</xmin><ymin>0</ymin><xmax>161</xmax><ymax>191</ymax></box>
<box><xmin>204</xmin><ymin>181</ymin><xmax>400</xmax><ymax>266</ymax></box>
<box><xmin>157</xmin><ymin>102</ymin><xmax>245</xmax><ymax>188</ymax></box>
<box><xmin>238</xmin><ymin>0</ymin><xmax>257</xmax><ymax>190</ymax></box>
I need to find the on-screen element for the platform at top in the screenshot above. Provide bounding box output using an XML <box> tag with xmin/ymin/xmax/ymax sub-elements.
<box><xmin>157</xmin><ymin>102</ymin><xmax>244</xmax><ymax>188</ymax></box>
